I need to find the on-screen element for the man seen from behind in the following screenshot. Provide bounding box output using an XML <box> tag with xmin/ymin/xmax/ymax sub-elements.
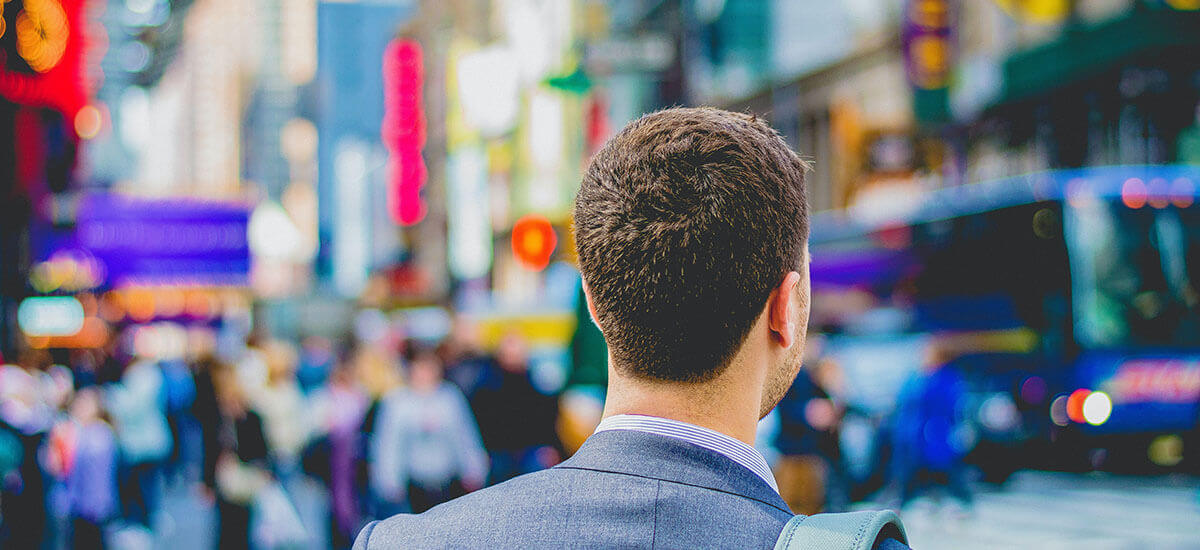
<box><xmin>354</xmin><ymin>107</ymin><xmax>910</xmax><ymax>549</ymax></box>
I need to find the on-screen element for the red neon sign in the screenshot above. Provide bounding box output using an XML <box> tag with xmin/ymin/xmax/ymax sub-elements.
<box><xmin>1107</xmin><ymin>360</ymin><xmax>1200</xmax><ymax>404</ymax></box>
<box><xmin>381</xmin><ymin>38</ymin><xmax>426</xmax><ymax>226</ymax></box>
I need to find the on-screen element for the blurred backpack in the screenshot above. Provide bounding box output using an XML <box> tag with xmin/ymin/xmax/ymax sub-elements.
<box><xmin>774</xmin><ymin>510</ymin><xmax>907</xmax><ymax>550</ymax></box>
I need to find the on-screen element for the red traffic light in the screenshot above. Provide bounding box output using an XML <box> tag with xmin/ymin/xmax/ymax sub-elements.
<box><xmin>511</xmin><ymin>214</ymin><xmax>557</xmax><ymax>271</ymax></box>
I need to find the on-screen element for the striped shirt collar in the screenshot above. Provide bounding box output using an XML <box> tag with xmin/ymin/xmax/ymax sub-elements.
<box><xmin>593</xmin><ymin>414</ymin><xmax>778</xmax><ymax>493</ymax></box>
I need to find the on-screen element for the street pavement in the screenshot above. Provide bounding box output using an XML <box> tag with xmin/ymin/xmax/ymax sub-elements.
<box><xmin>149</xmin><ymin>470</ymin><xmax>1199</xmax><ymax>550</ymax></box>
<box><xmin>155</xmin><ymin>475</ymin><xmax>330</xmax><ymax>550</ymax></box>
<box><xmin>893</xmin><ymin>470</ymin><xmax>1200</xmax><ymax>550</ymax></box>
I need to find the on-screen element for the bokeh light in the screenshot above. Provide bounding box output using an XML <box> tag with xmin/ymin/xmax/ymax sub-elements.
<box><xmin>1148</xmin><ymin>435</ymin><xmax>1184</xmax><ymax>466</ymax></box>
<box><xmin>1066</xmin><ymin>388</ymin><xmax>1090</xmax><ymax>424</ymax></box>
<box><xmin>512</xmin><ymin>214</ymin><xmax>557</xmax><ymax>271</ymax></box>
<box><xmin>1171</xmin><ymin>178</ymin><xmax>1195</xmax><ymax>208</ymax></box>
<box><xmin>1049</xmin><ymin>394</ymin><xmax>1069</xmax><ymax>426</ymax></box>
<box><xmin>74</xmin><ymin>105</ymin><xmax>103</xmax><ymax>139</ymax></box>
<box><xmin>17</xmin><ymin>296</ymin><xmax>85</xmax><ymax>336</ymax></box>
<box><xmin>1020</xmin><ymin>376</ymin><xmax>1047</xmax><ymax>404</ymax></box>
<box><xmin>1081</xmin><ymin>391</ymin><xmax>1112</xmax><ymax>426</ymax></box>
<box><xmin>1147</xmin><ymin>178</ymin><xmax>1170</xmax><ymax>209</ymax></box>
<box><xmin>16</xmin><ymin>0</ymin><xmax>71</xmax><ymax>73</ymax></box>
<box><xmin>1121</xmin><ymin>178</ymin><xmax>1147</xmax><ymax>209</ymax></box>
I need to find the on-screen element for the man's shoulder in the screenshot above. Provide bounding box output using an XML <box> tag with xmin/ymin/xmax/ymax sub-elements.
<box><xmin>354</xmin><ymin>467</ymin><xmax>638</xmax><ymax>548</ymax></box>
<box><xmin>354</xmin><ymin>464</ymin><xmax>793</xmax><ymax>549</ymax></box>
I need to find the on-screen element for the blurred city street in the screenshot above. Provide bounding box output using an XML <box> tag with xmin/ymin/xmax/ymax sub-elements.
<box><xmin>3</xmin><ymin>0</ymin><xmax>1200</xmax><ymax>547</ymax></box>
<box><xmin>147</xmin><ymin>470</ymin><xmax>1200</xmax><ymax>550</ymax></box>
<box><xmin>146</xmin><ymin>470</ymin><xmax>1200</xmax><ymax>550</ymax></box>
<box><xmin>157</xmin><ymin>477</ymin><xmax>330</xmax><ymax>550</ymax></box>
<box><xmin>899</xmin><ymin>472</ymin><xmax>1200</xmax><ymax>549</ymax></box>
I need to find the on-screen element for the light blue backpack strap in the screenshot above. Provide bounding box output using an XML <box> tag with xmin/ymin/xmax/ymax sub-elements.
<box><xmin>774</xmin><ymin>510</ymin><xmax>907</xmax><ymax>550</ymax></box>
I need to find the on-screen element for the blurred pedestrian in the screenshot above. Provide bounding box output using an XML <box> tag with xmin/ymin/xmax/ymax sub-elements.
<box><xmin>191</xmin><ymin>354</ymin><xmax>224</xmax><ymax>501</ymax></box>
<box><xmin>159</xmin><ymin>355</ymin><xmax>197</xmax><ymax>484</ymax></box>
<box><xmin>0</xmin><ymin>351</ymin><xmax>56</xmax><ymax>547</ymax></box>
<box><xmin>253</xmin><ymin>340</ymin><xmax>312</xmax><ymax>475</ymax></box>
<box><xmin>470</xmin><ymin>333</ymin><xmax>560</xmax><ymax>484</ymax></box>
<box><xmin>370</xmin><ymin>346</ymin><xmax>487</xmax><ymax>514</ymax></box>
<box><xmin>437</xmin><ymin>316</ymin><xmax>488</xmax><ymax>400</ymax></box>
<box><xmin>774</xmin><ymin>348</ymin><xmax>844</xmax><ymax>515</ymax></box>
<box><xmin>355</xmin><ymin>341</ymin><xmax>404</xmax><ymax>428</ymax></box>
<box><xmin>887</xmin><ymin>340</ymin><xmax>974</xmax><ymax>513</ymax></box>
<box><xmin>233</xmin><ymin>337</ymin><xmax>270</xmax><ymax>401</ymax></box>
<box><xmin>69</xmin><ymin>349</ymin><xmax>103</xmax><ymax>390</ymax></box>
<box><xmin>210</xmin><ymin>361</ymin><xmax>271</xmax><ymax>550</ymax></box>
<box><xmin>107</xmin><ymin>355</ymin><xmax>172</xmax><ymax>529</ymax></box>
<box><xmin>311</xmin><ymin>357</ymin><xmax>369</xmax><ymax>548</ymax></box>
<box><xmin>297</xmin><ymin>335</ymin><xmax>336</xmax><ymax>394</ymax></box>
<box><xmin>45</xmin><ymin>388</ymin><xmax>119</xmax><ymax>549</ymax></box>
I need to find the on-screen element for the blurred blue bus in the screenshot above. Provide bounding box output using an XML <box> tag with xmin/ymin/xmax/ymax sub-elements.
<box><xmin>809</xmin><ymin>165</ymin><xmax>1200</xmax><ymax>484</ymax></box>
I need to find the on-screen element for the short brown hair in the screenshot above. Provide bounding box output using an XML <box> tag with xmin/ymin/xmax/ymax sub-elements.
<box><xmin>574</xmin><ymin>107</ymin><xmax>809</xmax><ymax>383</ymax></box>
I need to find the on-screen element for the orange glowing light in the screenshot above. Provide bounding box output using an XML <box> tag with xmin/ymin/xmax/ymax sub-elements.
<box><xmin>184</xmin><ymin>291</ymin><xmax>214</xmax><ymax>319</ymax></box>
<box><xmin>124</xmin><ymin>289</ymin><xmax>156</xmax><ymax>322</ymax></box>
<box><xmin>1121</xmin><ymin>178</ymin><xmax>1147</xmax><ymax>209</ymax></box>
<box><xmin>98</xmin><ymin>292</ymin><xmax>125</xmax><ymax>322</ymax></box>
<box><xmin>74</xmin><ymin>105</ymin><xmax>102</xmax><ymax>139</ymax></box>
<box><xmin>156</xmin><ymin>288</ymin><xmax>185</xmax><ymax>317</ymax></box>
<box><xmin>16</xmin><ymin>0</ymin><xmax>70</xmax><ymax>73</ymax></box>
<box><xmin>26</xmin><ymin>317</ymin><xmax>109</xmax><ymax>349</ymax></box>
<box><xmin>1066</xmin><ymin>388</ymin><xmax>1091</xmax><ymax>424</ymax></box>
<box><xmin>511</xmin><ymin>214</ymin><xmax>557</xmax><ymax>271</ymax></box>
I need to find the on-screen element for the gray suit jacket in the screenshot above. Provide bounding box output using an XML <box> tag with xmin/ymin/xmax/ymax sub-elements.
<box><xmin>354</xmin><ymin>428</ymin><xmax>795</xmax><ymax>549</ymax></box>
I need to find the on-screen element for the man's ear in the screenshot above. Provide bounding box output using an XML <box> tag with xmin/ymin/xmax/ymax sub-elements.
<box><xmin>581</xmin><ymin>279</ymin><xmax>602</xmax><ymax>331</ymax></box>
<box><xmin>767</xmin><ymin>271</ymin><xmax>803</xmax><ymax>349</ymax></box>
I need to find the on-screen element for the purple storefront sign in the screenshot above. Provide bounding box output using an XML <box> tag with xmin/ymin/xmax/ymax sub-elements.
<box><xmin>36</xmin><ymin>193</ymin><xmax>251</xmax><ymax>288</ymax></box>
<box><xmin>902</xmin><ymin>0</ymin><xmax>955</xmax><ymax>91</ymax></box>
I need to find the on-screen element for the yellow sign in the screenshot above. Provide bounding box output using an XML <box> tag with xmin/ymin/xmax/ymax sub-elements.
<box><xmin>993</xmin><ymin>0</ymin><xmax>1071</xmax><ymax>23</ymax></box>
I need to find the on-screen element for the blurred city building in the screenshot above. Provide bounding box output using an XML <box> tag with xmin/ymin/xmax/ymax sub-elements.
<box><xmin>720</xmin><ymin>0</ymin><xmax>1200</xmax><ymax>212</ymax></box>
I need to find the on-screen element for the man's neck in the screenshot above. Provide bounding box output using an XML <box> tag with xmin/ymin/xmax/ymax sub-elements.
<box><xmin>601</xmin><ymin>361</ymin><xmax>764</xmax><ymax>446</ymax></box>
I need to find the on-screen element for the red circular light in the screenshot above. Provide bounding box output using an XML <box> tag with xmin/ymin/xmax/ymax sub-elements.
<box><xmin>1121</xmin><ymin>178</ymin><xmax>1147</xmax><ymax>209</ymax></box>
<box><xmin>511</xmin><ymin>215</ymin><xmax>557</xmax><ymax>271</ymax></box>
<box><xmin>1066</xmin><ymin>388</ymin><xmax>1091</xmax><ymax>424</ymax></box>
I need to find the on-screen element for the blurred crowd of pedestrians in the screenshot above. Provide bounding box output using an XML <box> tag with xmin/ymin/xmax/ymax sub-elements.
<box><xmin>0</xmin><ymin>311</ymin><xmax>984</xmax><ymax>549</ymax></box>
<box><xmin>0</xmin><ymin>316</ymin><xmax>562</xmax><ymax>550</ymax></box>
<box><xmin>764</xmin><ymin>335</ymin><xmax>976</xmax><ymax>518</ymax></box>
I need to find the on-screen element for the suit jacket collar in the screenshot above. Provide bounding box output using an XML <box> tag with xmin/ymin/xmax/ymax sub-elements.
<box><xmin>556</xmin><ymin>429</ymin><xmax>792</xmax><ymax>515</ymax></box>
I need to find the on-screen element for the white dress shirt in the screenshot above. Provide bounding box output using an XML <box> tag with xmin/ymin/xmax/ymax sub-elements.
<box><xmin>594</xmin><ymin>414</ymin><xmax>779</xmax><ymax>493</ymax></box>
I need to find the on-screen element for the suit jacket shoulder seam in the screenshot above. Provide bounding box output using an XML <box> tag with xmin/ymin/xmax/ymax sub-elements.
<box><xmin>555</xmin><ymin>464</ymin><xmax>792</xmax><ymax>515</ymax></box>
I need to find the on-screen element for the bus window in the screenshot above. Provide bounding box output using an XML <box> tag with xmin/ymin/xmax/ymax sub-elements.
<box><xmin>1065</xmin><ymin>199</ymin><xmax>1200</xmax><ymax>349</ymax></box>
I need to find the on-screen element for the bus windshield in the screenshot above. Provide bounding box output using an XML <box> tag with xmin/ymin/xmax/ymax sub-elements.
<box><xmin>1065</xmin><ymin>198</ymin><xmax>1200</xmax><ymax>350</ymax></box>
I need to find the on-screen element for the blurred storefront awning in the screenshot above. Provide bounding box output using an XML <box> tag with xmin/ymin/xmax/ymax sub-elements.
<box><xmin>998</xmin><ymin>8</ymin><xmax>1200</xmax><ymax>106</ymax></box>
